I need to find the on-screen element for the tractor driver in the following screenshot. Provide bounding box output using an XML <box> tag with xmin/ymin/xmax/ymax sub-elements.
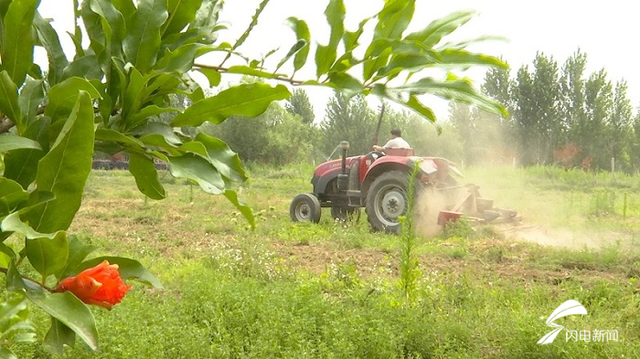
<box><xmin>372</xmin><ymin>128</ymin><xmax>410</xmax><ymax>152</ymax></box>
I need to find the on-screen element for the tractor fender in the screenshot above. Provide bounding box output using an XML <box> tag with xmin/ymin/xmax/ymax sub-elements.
<box><xmin>312</xmin><ymin>169</ymin><xmax>340</xmax><ymax>195</ymax></box>
<box><xmin>362</xmin><ymin>159</ymin><xmax>415</xmax><ymax>195</ymax></box>
<box><xmin>362</xmin><ymin>156</ymin><xmax>450</xmax><ymax>194</ymax></box>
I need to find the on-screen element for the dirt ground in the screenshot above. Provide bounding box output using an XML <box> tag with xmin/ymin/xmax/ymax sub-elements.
<box><xmin>493</xmin><ymin>221</ymin><xmax>638</xmax><ymax>250</ymax></box>
<box><xmin>71</xmin><ymin>197</ymin><xmax>634</xmax><ymax>288</ymax></box>
<box><xmin>268</xmin><ymin>239</ymin><xmax>628</xmax><ymax>288</ymax></box>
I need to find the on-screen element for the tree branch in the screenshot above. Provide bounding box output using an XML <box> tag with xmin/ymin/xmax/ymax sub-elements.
<box><xmin>0</xmin><ymin>118</ymin><xmax>15</xmax><ymax>134</ymax></box>
<box><xmin>0</xmin><ymin>266</ymin><xmax>56</xmax><ymax>292</ymax></box>
<box><xmin>194</xmin><ymin>63</ymin><xmax>307</xmax><ymax>86</ymax></box>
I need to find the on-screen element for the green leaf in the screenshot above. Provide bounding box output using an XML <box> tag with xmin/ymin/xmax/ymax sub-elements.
<box><xmin>132</xmin><ymin>122</ymin><xmax>182</xmax><ymax>146</ymax></box>
<box><xmin>0</xmin><ymin>296</ymin><xmax>36</xmax><ymax>351</ymax></box>
<box><xmin>380</xmin><ymin>52</ymin><xmax>438</xmax><ymax>72</ymax></box>
<box><xmin>154</xmin><ymin>43</ymin><xmax>213</xmax><ymax>73</ymax></box>
<box><xmin>33</xmin><ymin>13</ymin><xmax>69</xmax><ymax>85</ymax></box>
<box><xmin>59</xmin><ymin>235</ymin><xmax>98</xmax><ymax>280</ymax></box>
<box><xmin>0</xmin><ymin>135</ymin><xmax>42</xmax><ymax>152</ymax></box>
<box><xmin>25</xmin><ymin>232</ymin><xmax>69</xmax><ymax>279</ymax></box>
<box><xmin>44</xmin><ymin>318</ymin><xmax>76</xmax><ymax>357</ymax></box>
<box><xmin>405</xmin><ymin>10</ymin><xmax>475</xmax><ymax>48</ymax></box>
<box><xmin>0</xmin><ymin>71</ymin><xmax>22</xmax><ymax>130</ymax></box>
<box><xmin>3</xmin><ymin>0</ymin><xmax>38</xmax><ymax>86</ymax></box>
<box><xmin>95</xmin><ymin>128</ymin><xmax>145</xmax><ymax>148</ymax></box>
<box><xmin>82</xmin><ymin>0</ymin><xmax>108</xmax><ymax>58</ymax></box>
<box><xmin>138</xmin><ymin>72</ymin><xmax>182</xmax><ymax>101</ymax></box>
<box><xmin>1</xmin><ymin>213</ymin><xmax>63</xmax><ymax>240</ymax></box>
<box><xmin>0</xmin><ymin>178</ymin><xmax>28</xmax><ymax>216</ymax></box>
<box><xmin>405</xmin><ymin>95</ymin><xmax>438</xmax><ymax>124</ymax></box>
<box><xmin>122</xmin><ymin>0</ymin><xmax>168</xmax><ymax>73</ymax></box>
<box><xmin>284</xmin><ymin>17</ymin><xmax>310</xmax><ymax>72</ymax></box>
<box><xmin>110</xmin><ymin>0</ymin><xmax>136</xmax><ymax>22</ymax></box>
<box><xmin>24</xmin><ymin>92</ymin><xmax>95</xmax><ymax>233</ymax></box>
<box><xmin>437</xmin><ymin>49</ymin><xmax>508</xmax><ymax>69</ymax></box>
<box><xmin>189</xmin><ymin>0</ymin><xmax>224</xmax><ymax>45</ymax></box>
<box><xmin>122</xmin><ymin>66</ymin><xmax>146</xmax><ymax>122</ymax></box>
<box><xmin>127</xmin><ymin>105</ymin><xmax>179</xmax><ymax>126</ymax></box>
<box><xmin>129</xmin><ymin>153</ymin><xmax>166</xmax><ymax>200</ymax></box>
<box><xmin>89</xmin><ymin>0</ymin><xmax>126</xmax><ymax>60</ymax></box>
<box><xmin>18</xmin><ymin>78</ymin><xmax>44</xmax><ymax>124</ymax></box>
<box><xmin>169</xmin><ymin>154</ymin><xmax>224</xmax><ymax>194</ymax></box>
<box><xmin>26</xmin><ymin>291</ymin><xmax>98</xmax><ymax>352</ymax></box>
<box><xmin>224</xmin><ymin>190</ymin><xmax>255</xmax><ymax>229</ymax></box>
<box><xmin>394</xmin><ymin>75</ymin><xmax>508</xmax><ymax>116</ymax></box>
<box><xmin>44</xmin><ymin>78</ymin><xmax>101</xmax><ymax>123</ymax></box>
<box><xmin>192</xmin><ymin>133</ymin><xmax>247</xmax><ymax>182</ymax></box>
<box><xmin>6</xmin><ymin>261</ymin><xmax>25</xmax><ymax>291</ymax></box>
<box><xmin>0</xmin><ymin>296</ymin><xmax>28</xmax><ymax>325</ymax></box>
<box><xmin>137</xmin><ymin>135</ymin><xmax>181</xmax><ymax>157</ymax></box>
<box><xmin>75</xmin><ymin>256</ymin><xmax>163</xmax><ymax>288</ymax></box>
<box><xmin>6</xmin><ymin>263</ymin><xmax>98</xmax><ymax>351</ymax></box>
<box><xmin>195</xmin><ymin>68</ymin><xmax>221</xmax><ymax>87</ymax></box>
<box><xmin>314</xmin><ymin>0</ymin><xmax>345</xmax><ymax>78</ymax></box>
<box><xmin>61</xmin><ymin>55</ymin><xmax>104</xmax><ymax>81</ymax></box>
<box><xmin>0</xmin><ymin>243</ymin><xmax>17</xmax><ymax>266</ymax></box>
<box><xmin>170</xmin><ymin>83</ymin><xmax>290</xmax><ymax>127</ymax></box>
<box><xmin>373</xmin><ymin>0</ymin><xmax>415</xmax><ymax>41</ymax></box>
<box><xmin>275</xmin><ymin>39</ymin><xmax>307</xmax><ymax>73</ymax></box>
<box><xmin>162</xmin><ymin>0</ymin><xmax>204</xmax><ymax>37</ymax></box>
<box><xmin>3</xmin><ymin>118</ymin><xmax>50</xmax><ymax>188</ymax></box>
<box><xmin>0</xmin><ymin>347</ymin><xmax>18</xmax><ymax>359</ymax></box>
<box><xmin>363</xmin><ymin>44</ymin><xmax>393</xmax><ymax>82</ymax></box>
<box><xmin>343</xmin><ymin>17</ymin><xmax>369</xmax><ymax>52</ymax></box>
<box><xmin>326</xmin><ymin>72</ymin><xmax>365</xmax><ymax>96</ymax></box>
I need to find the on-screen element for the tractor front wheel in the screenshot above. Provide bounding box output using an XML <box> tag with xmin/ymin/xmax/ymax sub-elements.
<box><xmin>290</xmin><ymin>193</ymin><xmax>321</xmax><ymax>223</ymax></box>
<box><xmin>366</xmin><ymin>171</ymin><xmax>409</xmax><ymax>233</ymax></box>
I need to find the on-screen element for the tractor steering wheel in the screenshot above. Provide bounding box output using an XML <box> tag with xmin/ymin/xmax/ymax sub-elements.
<box><xmin>366</xmin><ymin>151</ymin><xmax>385</xmax><ymax>162</ymax></box>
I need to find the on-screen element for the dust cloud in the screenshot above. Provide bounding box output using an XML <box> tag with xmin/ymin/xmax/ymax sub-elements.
<box><xmin>413</xmin><ymin>186</ymin><xmax>448</xmax><ymax>238</ymax></box>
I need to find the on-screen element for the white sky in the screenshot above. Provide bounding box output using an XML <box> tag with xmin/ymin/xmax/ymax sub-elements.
<box><xmin>38</xmin><ymin>0</ymin><xmax>639</xmax><ymax>122</ymax></box>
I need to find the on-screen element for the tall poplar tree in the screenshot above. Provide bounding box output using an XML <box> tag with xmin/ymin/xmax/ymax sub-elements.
<box><xmin>286</xmin><ymin>89</ymin><xmax>316</xmax><ymax>125</ymax></box>
<box><xmin>321</xmin><ymin>92</ymin><xmax>375</xmax><ymax>156</ymax></box>
<box><xmin>559</xmin><ymin>50</ymin><xmax>587</xmax><ymax>147</ymax></box>
<box><xmin>607</xmin><ymin>80</ymin><xmax>634</xmax><ymax>170</ymax></box>
<box><xmin>531</xmin><ymin>53</ymin><xmax>562</xmax><ymax>163</ymax></box>
<box><xmin>584</xmin><ymin>69</ymin><xmax>614</xmax><ymax>169</ymax></box>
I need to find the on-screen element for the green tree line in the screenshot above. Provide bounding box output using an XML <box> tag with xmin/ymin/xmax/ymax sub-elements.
<box><xmin>455</xmin><ymin>49</ymin><xmax>640</xmax><ymax>172</ymax></box>
<box><xmin>205</xmin><ymin>87</ymin><xmax>463</xmax><ymax>166</ymax></box>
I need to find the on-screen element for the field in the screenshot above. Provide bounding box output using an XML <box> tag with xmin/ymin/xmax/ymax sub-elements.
<box><xmin>10</xmin><ymin>164</ymin><xmax>640</xmax><ymax>358</ymax></box>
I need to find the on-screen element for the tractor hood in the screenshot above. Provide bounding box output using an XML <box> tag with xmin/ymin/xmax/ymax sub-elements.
<box><xmin>312</xmin><ymin>156</ymin><xmax>359</xmax><ymax>178</ymax></box>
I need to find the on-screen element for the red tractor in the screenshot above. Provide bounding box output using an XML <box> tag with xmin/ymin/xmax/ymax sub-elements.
<box><xmin>289</xmin><ymin>141</ymin><xmax>517</xmax><ymax>233</ymax></box>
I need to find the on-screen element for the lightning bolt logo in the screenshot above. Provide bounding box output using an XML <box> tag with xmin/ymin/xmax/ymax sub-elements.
<box><xmin>538</xmin><ymin>300</ymin><xmax>588</xmax><ymax>345</ymax></box>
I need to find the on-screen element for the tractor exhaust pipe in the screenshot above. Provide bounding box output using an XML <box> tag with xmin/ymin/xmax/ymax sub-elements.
<box><xmin>338</xmin><ymin>141</ymin><xmax>350</xmax><ymax>191</ymax></box>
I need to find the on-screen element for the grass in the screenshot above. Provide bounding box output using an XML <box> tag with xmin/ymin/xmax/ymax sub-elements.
<box><xmin>8</xmin><ymin>164</ymin><xmax>640</xmax><ymax>358</ymax></box>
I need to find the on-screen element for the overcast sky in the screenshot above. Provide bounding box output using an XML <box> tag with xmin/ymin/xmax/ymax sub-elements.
<box><xmin>38</xmin><ymin>0</ymin><xmax>639</xmax><ymax>122</ymax></box>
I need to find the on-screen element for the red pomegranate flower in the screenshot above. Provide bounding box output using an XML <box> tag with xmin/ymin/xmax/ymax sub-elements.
<box><xmin>57</xmin><ymin>261</ymin><xmax>131</xmax><ymax>310</ymax></box>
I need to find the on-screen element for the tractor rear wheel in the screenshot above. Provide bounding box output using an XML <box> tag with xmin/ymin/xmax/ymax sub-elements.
<box><xmin>331</xmin><ymin>206</ymin><xmax>361</xmax><ymax>222</ymax></box>
<box><xmin>365</xmin><ymin>171</ymin><xmax>410</xmax><ymax>233</ymax></box>
<box><xmin>290</xmin><ymin>193</ymin><xmax>321</xmax><ymax>223</ymax></box>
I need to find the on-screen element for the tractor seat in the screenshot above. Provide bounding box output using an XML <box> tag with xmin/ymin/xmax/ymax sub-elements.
<box><xmin>383</xmin><ymin>148</ymin><xmax>414</xmax><ymax>156</ymax></box>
